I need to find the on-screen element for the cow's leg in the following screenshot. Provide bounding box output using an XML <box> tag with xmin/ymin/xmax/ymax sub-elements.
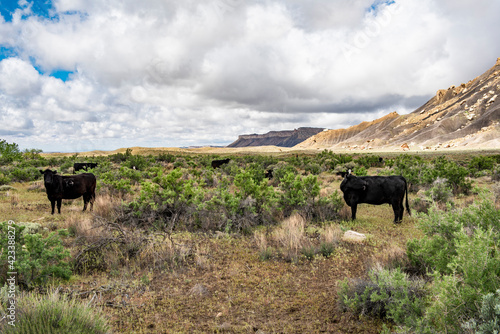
<box><xmin>57</xmin><ymin>199</ymin><xmax>62</xmax><ymax>214</ymax></box>
<box><xmin>399</xmin><ymin>200</ymin><xmax>404</xmax><ymax>222</ymax></box>
<box><xmin>89</xmin><ymin>193</ymin><xmax>95</xmax><ymax>212</ymax></box>
<box><xmin>50</xmin><ymin>200</ymin><xmax>56</xmax><ymax>215</ymax></box>
<box><xmin>82</xmin><ymin>195</ymin><xmax>88</xmax><ymax>212</ymax></box>
<box><xmin>351</xmin><ymin>204</ymin><xmax>357</xmax><ymax>220</ymax></box>
<box><xmin>392</xmin><ymin>202</ymin><xmax>401</xmax><ymax>223</ymax></box>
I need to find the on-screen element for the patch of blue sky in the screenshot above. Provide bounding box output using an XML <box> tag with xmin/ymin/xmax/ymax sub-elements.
<box><xmin>0</xmin><ymin>0</ymin><xmax>56</xmax><ymax>22</ymax></box>
<box><xmin>368</xmin><ymin>0</ymin><xmax>396</xmax><ymax>13</ymax></box>
<box><xmin>50</xmin><ymin>69</ymin><xmax>73</xmax><ymax>81</ymax></box>
<box><xmin>0</xmin><ymin>0</ymin><xmax>19</xmax><ymax>22</ymax></box>
<box><xmin>29</xmin><ymin>56</ymin><xmax>74</xmax><ymax>81</ymax></box>
<box><xmin>0</xmin><ymin>46</ymin><xmax>18</xmax><ymax>61</ymax></box>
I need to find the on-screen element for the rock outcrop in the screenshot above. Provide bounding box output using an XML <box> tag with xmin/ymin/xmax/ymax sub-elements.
<box><xmin>228</xmin><ymin>127</ymin><xmax>325</xmax><ymax>148</ymax></box>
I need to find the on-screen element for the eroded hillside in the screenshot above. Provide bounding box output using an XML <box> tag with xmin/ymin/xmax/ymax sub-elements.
<box><xmin>297</xmin><ymin>58</ymin><xmax>500</xmax><ymax>151</ymax></box>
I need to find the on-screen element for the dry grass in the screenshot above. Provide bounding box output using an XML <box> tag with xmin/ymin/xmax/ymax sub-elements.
<box><xmin>273</xmin><ymin>213</ymin><xmax>308</xmax><ymax>262</ymax></box>
<box><xmin>134</xmin><ymin>235</ymin><xmax>182</xmax><ymax>271</ymax></box>
<box><xmin>369</xmin><ymin>245</ymin><xmax>409</xmax><ymax>272</ymax></box>
<box><xmin>92</xmin><ymin>193</ymin><xmax>122</xmax><ymax>221</ymax></box>
<box><xmin>321</xmin><ymin>224</ymin><xmax>343</xmax><ymax>245</ymax></box>
<box><xmin>9</xmin><ymin>191</ymin><xmax>20</xmax><ymax>208</ymax></box>
<box><xmin>253</xmin><ymin>229</ymin><xmax>268</xmax><ymax>251</ymax></box>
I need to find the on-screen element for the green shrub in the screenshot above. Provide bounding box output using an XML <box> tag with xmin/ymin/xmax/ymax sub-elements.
<box><xmin>352</xmin><ymin>165</ymin><xmax>367</xmax><ymax>176</ymax></box>
<box><xmin>406</xmin><ymin>199</ymin><xmax>500</xmax><ymax>333</ymax></box>
<box><xmin>9</xmin><ymin>166</ymin><xmax>41</xmax><ymax>183</ymax></box>
<box><xmin>99</xmin><ymin>168</ymin><xmax>137</xmax><ymax>196</ymax></box>
<box><xmin>301</xmin><ymin>245</ymin><xmax>317</xmax><ymax>260</ymax></box>
<box><xmin>125</xmin><ymin>154</ymin><xmax>151</xmax><ymax>170</ymax></box>
<box><xmin>0</xmin><ymin>173</ymin><xmax>11</xmax><ymax>185</ymax></box>
<box><xmin>407</xmin><ymin>200</ymin><xmax>500</xmax><ymax>275</ymax></box>
<box><xmin>278</xmin><ymin>172</ymin><xmax>320</xmax><ymax>217</ymax></box>
<box><xmin>319</xmin><ymin>242</ymin><xmax>335</xmax><ymax>257</ymax></box>
<box><xmin>271</xmin><ymin>162</ymin><xmax>296</xmax><ymax>182</ymax></box>
<box><xmin>0</xmin><ymin>140</ymin><xmax>22</xmax><ymax>164</ymax></box>
<box><xmin>425</xmin><ymin>178</ymin><xmax>454</xmax><ymax>206</ymax></box>
<box><xmin>392</xmin><ymin>155</ymin><xmax>428</xmax><ymax>189</ymax></box>
<box><xmin>469</xmin><ymin>156</ymin><xmax>496</xmax><ymax>177</ymax></box>
<box><xmin>338</xmin><ymin>268</ymin><xmax>426</xmax><ymax>327</ymax></box>
<box><xmin>259</xmin><ymin>247</ymin><xmax>275</xmax><ymax>261</ymax></box>
<box><xmin>424</xmin><ymin>229</ymin><xmax>500</xmax><ymax>333</ymax></box>
<box><xmin>0</xmin><ymin>290</ymin><xmax>109</xmax><ymax>333</ymax></box>
<box><xmin>157</xmin><ymin>153</ymin><xmax>176</xmax><ymax>163</ymax></box>
<box><xmin>463</xmin><ymin>289</ymin><xmax>500</xmax><ymax>334</ymax></box>
<box><xmin>354</xmin><ymin>155</ymin><xmax>384</xmax><ymax>168</ymax></box>
<box><xmin>305</xmin><ymin>162</ymin><xmax>322</xmax><ymax>175</ymax></box>
<box><xmin>432</xmin><ymin>156</ymin><xmax>472</xmax><ymax>194</ymax></box>
<box><xmin>0</xmin><ymin>222</ymin><xmax>71</xmax><ymax>289</ymax></box>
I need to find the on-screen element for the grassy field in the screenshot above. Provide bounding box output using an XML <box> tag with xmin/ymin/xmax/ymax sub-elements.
<box><xmin>1</xmin><ymin>149</ymin><xmax>498</xmax><ymax>333</ymax></box>
<box><xmin>2</xmin><ymin>176</ymin><xmax>421</xmax><ymax>333</ymax></box>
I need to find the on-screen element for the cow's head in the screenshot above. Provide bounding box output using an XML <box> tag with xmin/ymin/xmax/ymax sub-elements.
<box><xmin>340</xmin><ymin>173</ymin><xmax>368</xmax><ymax>206</ymax></box>
<box><xmin>40</xmin><ymin>169</ymin><xmax>57</xmax><ymax>185</ymax></box>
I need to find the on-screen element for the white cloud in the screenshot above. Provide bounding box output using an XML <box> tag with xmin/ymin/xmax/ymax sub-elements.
<box><xmin>0</xmin><ymin>0</ymin><xmax>499</xmax><ymax>152</ymax></box>
<box><xmin>0</xmin><ymin>58</ymin><xmax>41</xmax><ymax>96</ymax></box>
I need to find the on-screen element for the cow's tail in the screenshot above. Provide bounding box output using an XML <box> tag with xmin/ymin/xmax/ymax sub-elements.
<box><xmin>405</xmin><ymin>179</ymin><xmax>411</xmax><ymax>216</ymax></box>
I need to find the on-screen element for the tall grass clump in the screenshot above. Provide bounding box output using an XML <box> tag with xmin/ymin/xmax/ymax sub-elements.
<box><xmin>0</xmin><ymin>290</ymin><xmax>109</xmax><ymax>333</ymax></box>
<box><xmin>273</xmin><ymin>214</ymin><xmax>307</xmax><ymax>262</ymax></box>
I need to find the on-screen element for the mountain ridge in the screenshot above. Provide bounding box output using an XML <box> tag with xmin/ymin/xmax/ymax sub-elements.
<box><xmin>296</xmin><ymin>58</ymin><xmax>500</xmax><ymax>151</ymax></box>
<box><xmin>227</xmin><ymin>127</ymin><xmax>325</xmax><ymax>148</ymax></box>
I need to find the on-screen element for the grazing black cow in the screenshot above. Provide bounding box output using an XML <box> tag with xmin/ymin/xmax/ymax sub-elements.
<box><xmin>40</xmin><ymin>169</ymin><xmax>96</xmax><ymax>214</ymax></box>
<box><xmin>74</xmin><ymin>162</ymin><xmax>98</xmax><ymax>173</ymax></box>
<box><xmin>211</xmin><ymin>158</ymin><xmax>230</xmax><ymax>169</ymax></box>
<box><xmin>264</xmin><ymin>169</ymin><xmax>273</xmax><ymax>180</ymax></box>
<box><xmin>340</xmin><ymin>172</ymin><xmax>410</xmax><ymax>223</ymax></box>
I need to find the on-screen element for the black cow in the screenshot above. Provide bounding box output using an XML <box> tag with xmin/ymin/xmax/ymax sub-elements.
<box><xmin>40</xmin><ymin>169</ymin><xmax>96</xmax><ymax>214</ymax></box>
<box><xmin>74</xmin><ymin>162</ymin><xmax>98</xmax><ymax>173</ymax></box>
<box><xmin>264</xmin><ymin>169</ymin><xmax>273</xmax><ymax>180</ymax></box>
<box><xmin>211</xmin><ymin>158</ymin><xmax>230</xmax><ymax>169</ymax></box>
<box><xmin>340</xmin><ymin>172</ymin><xmax>410</xmax><ymax>223</ymax></box>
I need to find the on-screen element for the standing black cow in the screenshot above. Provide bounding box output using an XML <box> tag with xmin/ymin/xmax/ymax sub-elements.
<box><xmin>340</xmin><ymin>172</ymin><xmax>410</xmax><ymax>223</ymax></box>
<box><xmin>40</xmin><ymin>169</ymin><xmax>96</xmax><ymax>214</ymax></box>
<box><xmin>211</xmin><ymin>158</ymin><xmax>230</xmax><ymax>169</ymax></box>
<box><xmin>74</xmin><ymin>162</ymin><xmax>98</xmax><ymax>173</ymax></box>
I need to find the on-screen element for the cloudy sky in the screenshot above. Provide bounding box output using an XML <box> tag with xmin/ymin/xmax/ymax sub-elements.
<box><xmin>1</xmin><ymin>0</ymin><xmax>499</xmax><ymax>152</ymax></box>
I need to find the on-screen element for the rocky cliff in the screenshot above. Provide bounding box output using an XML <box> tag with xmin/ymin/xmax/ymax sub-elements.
<box><xmin>228</xmin><ymin>127</ymin><xmax>325</xmax><ymax>148</ymax></box>
<box><xmin>296</xmin><ymin>58</ymin><xmax>500</xmax><ymax>151</ymax></box>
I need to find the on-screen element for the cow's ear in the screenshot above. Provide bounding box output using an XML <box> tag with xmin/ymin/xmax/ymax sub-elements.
<box><xmin>40</xmin><ymin>170</ymin><xmax>44</xmax><ymax>174</ymax></box>
<box><xmin>53</xmin><ymin>170</ymin><xmax>58</xmax><ymax>174</ymax></box>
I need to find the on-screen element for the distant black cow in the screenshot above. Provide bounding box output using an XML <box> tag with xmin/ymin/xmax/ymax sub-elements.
<box><xmin>264</xmin><ymin>169</ymin><xmax>273</xmax><ymax>180</ymax></box>
<box><xmin>74</xmin><ymin>162</ymin><xmax>98</xmax><ymax>173</ymax></box>
<box><xmin>211</xmin><ymin>158</ymin><xmax>230</xmax><ymax>169</ymax></box>
<box><xmin>40</xmin><ymin>169</ymin><xmax>96</xmax><ymax>214</ymax></box>
<box><xmin>340</xmin><ymin>172</ymin><xmax>410</xmax><ymax>223</ymax></box>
